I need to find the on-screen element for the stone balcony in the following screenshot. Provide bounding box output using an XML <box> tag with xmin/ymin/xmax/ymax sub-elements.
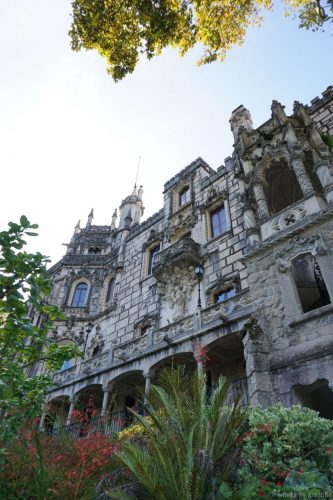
<box><xmin>153</xmin><ymin>237</ymin><xmax>202</xmax><ymax>280</ymax></box>
<box><xmin>51</xmin><ymin>290</ymin><xmax>252</xmax><ymax>389</ymax></box>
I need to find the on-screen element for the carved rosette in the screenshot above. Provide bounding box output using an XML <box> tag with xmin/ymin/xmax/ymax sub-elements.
<box><xmin>271</xmin><ymin>205</ymin><xmax>307</xmax><ymax>232</ymax></box>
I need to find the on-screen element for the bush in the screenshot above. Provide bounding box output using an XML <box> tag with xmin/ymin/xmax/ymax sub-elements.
<box><xmin>239</xmin><ymin>403</ymin><xmax>333</xmax><ymax>496</ymax></box>
<box><xmin>0</xmin><ymin>424</ymin><xmax>117</xmax><ymax>499</ymax></box>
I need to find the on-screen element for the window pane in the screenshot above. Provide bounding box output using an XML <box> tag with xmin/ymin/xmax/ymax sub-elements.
<box><xmin>148</xmin><ymin>245</ymin><xmax>160</xmax><ymax>275</ymax></box>
<box><xmin>71</xmin><ymin>283</ymin><xmax>88</xmax><ymax>307</ymax></box>
<box><xmin>210</xmin><ymin>206</ymin><xmax>227</xmax><ymax>238</ymax></box>
<box><xmin>106</xmin><ymin>279</ymin><xmax>114</xmax><ymax>303</ymax></box>
<box><xmin>179</xmin><ymin>187</ymin><xmax>190</xmax><ymax>206</ymax></box>
<box><xmin>215</xmin><ymin>287</ymin><xmax>235</xmax><ymax>304</ymax></box>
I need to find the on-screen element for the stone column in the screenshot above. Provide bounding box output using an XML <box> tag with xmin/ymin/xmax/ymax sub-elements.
<box><xmin>290</xmin><ymin>153</ymin><xmax>315</xmax><ymax>197</ymax></box>
<box><xmin>39</xmin><ymin>407</ymin><xmax>47</xmax><ymax>431</ymax></box>
<box><xmin>243</xmin><ymin>206</ymin><xmax>261</xmax><ymax>246</ymax></box>
<box><xmin>240</xmin><ymin>319</ymin><xmax>273</xmax><ymax>408</ymax></box>
<box><xmin>66</xmin><ymin>398</ymin><xmax>76</xmax><ymax>425</ymax></box>
<box><xmin>253</xmin><ymin>182</ymin><xmax>270</xmax><ymax>222</ymax></box>
<box><xmin>101</xmin><ymin>387</ymin><xmax>111</xmax><ymax>417</ymax></box>
<box><xmin>144</xmin><ymin>371</ymin><xmax>152</xmax><ymax>404</ymax></box>
<box><xmin>314</xmin><ymin>160</ymin><xmax>333</xmax><ymax>203</ymax></box>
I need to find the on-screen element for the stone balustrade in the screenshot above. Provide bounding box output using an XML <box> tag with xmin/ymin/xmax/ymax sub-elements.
<box><xmin>51</xmin><ymin>291</ymin><xmax>251</xmax><ymax>389</ymax></box>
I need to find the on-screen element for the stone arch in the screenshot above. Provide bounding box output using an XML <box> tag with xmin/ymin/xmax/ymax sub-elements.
<box><xmin>148</xmin><ymin>351</ymin><xmax>197</xmax><ymax>381</ymax></box>
<box><xmin>73</xmin><ymin>383</ymin><xmax>104</xmax><ymax>419</ymax></box>
<box><xmin>263</xmin><ymin>158</ymin><xmax>303</xmax><ymax>214</ymax></box>
<box><xmin>67</xmin><ymin>276</ymin><xmax>92</xmax><ymax>307</ymax></box>
<box><xmin>100</xmin><ymin>273</ymin><xmax>116</xmax><ymax>309</ymax></box>
<box><xmin>293</xmin><ymin>378</ymin><xmax>333</xmax><ymax>420</ymax></box>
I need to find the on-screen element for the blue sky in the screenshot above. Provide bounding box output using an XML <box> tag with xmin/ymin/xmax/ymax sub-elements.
<box><xmin>0</xmin><ymin>0</ymin><xmax>332</xmax><ymax>264</ymax></box>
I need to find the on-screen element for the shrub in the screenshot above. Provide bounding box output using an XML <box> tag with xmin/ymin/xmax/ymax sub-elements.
<box><xmin>239</xmin><ymin>403</ymin><xmax>333</xmax><ymax>496</ymax></box>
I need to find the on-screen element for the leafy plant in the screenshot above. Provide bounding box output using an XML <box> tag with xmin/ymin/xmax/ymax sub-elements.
<box><xmin>0</xmin><ymin>217</ymin><xmax>82</xmax><ymax>442</ymax></box>
<box><xmin>239</xmin><ymin>403</ymin><xmax>333</xmax><ymax>495</ymax></box>
<box><xmin>322</xmin><ymin>132</ymin><xmax>333</xmax><ymax>151</ymax></box>
<box><xmin>69</xmin><ymin>0</ymin><xmax>333</xmax><ymax>81</ymax></box>
<box><xmin>106</xmin><ymin>366</ymin><xmax>247</xmax><ymax>499</ymax></box>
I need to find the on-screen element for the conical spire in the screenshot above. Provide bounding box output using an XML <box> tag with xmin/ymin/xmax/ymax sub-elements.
<box><xmin>86</xmin><ymin>208</ymin><xmax>94</xmax><ymax>228</ymax></box>
<box><xmin>74</xmin><ymin>219</ymin><xmax>81</xmax><ymax>235</ymax></box>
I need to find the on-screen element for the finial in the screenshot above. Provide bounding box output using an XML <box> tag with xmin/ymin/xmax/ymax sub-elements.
<box><xmin>111</xmin><ymin>209</ymin><xmax>118</xmax><ymax>230</ymax></box>
<box><xmin>86</xmin><ymin>208</ymin><xmax>94</xmax><ymax>228</ymax></box>
<box><xmin>138</xmin><ymin>185</ymin><xmax>143</xmax><ymax>200</ymax></box>
<box><xmin>74</xmin><ymin>219</ymin><xmax>81</xmax><ymax>235</ymax></box>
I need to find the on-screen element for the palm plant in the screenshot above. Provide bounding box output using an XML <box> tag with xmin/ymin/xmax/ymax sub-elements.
<box><xmin>106</xmin><ymin>366</ymin><xmax>247</xmax><ymax>500</ymax></box>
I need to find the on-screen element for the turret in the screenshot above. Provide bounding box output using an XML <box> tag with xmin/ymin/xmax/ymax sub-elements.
<box><xmin>118</xmin><ymin>186</ymin><xmax>144</xmax><ymax>230</ymax></box>
<box><xmin>229</xmin><ymin>105</ymin><xmax>253</xmax><ymax>142</ymax></box>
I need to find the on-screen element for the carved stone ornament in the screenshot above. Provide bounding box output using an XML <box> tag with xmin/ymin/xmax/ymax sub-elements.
<box><xmin>274</xmin><ymin>234</ymin><xmax>327</xmax><ymax>272</ymax></box>
<box><xmin>200</xmin><ymin>187</ymin><xmax>228</xmax><ymax>212</ymax></box>
<box><xmin>167</xmin><ymin>204</ymin><xmax>197</xmax><ymax>241</ymax></box>
<box><xmin>158</xmin><ymin>265</ymin><xmax>197</xmax><ymax>321</ymax></box>
<box><xmin>142</xmin><ymin>229</ymin><xmax>162</xmax><ymax>250</ymax></box>
<box><xmin>205</xmin><ymin>272</ymin><xmax>240</xmax><ymax>298</ymax></box>
<box><xmin>271</xmin><ymin>205</ymin><xmax>307</xmax><ymax>232</ymax></box>
<box><xmin>87</xmin><ymin>325</ymin><xmax>105</xmax><ymax>358</ymax></box>
<box><xmin>239</xmin><ymin>316</ymin><xmax>263</xmax><ymax>342</ymax></box>
<box><xmin>51</xmin><ymin>326</ymin><xmax>85</xmax><ymax>346</ymax></box>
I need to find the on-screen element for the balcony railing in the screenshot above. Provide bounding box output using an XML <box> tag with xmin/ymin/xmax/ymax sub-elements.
<box><xmin>153</xmin><ymin>238</ymin><xmax>202</xmax><ymax>280</ymax></box>
<box><xmin>45</xmin><ymin>410</ymin><xmax>127</xmax><ymax>439</ymax></box>
<box><xmin>51</xmin><ymin>290</ymin><xmax>252</xmax><ymax>388</ymax></box>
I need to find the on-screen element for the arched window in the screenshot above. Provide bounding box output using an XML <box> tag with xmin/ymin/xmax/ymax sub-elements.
<box><xmin>179</xmin><ymin>186</ymin><xmax>190</xmax><ymax>206</ymax></box>
<box><xmin>71</xmin><ymin>282</ymin><xmax>88</xmax><ymax>307</ymax></box>
<box><xmin>106</xmin><ymin>278</ymin><xmax>115</xmax><ymax>303</ymax></box>
<box><xmin>61</xmin><ymin>360</ymin><xmax>71</xmax><ymax>371</ymax></box>
<box><xmin>264</xmin><ymin>159</ymin><xmax>303</xmax><ymax>214</ymax></box>
<box><xmin>292</xmin><ymin>254</ymin><xmax>330</xmax><ymax>313</ymax></box>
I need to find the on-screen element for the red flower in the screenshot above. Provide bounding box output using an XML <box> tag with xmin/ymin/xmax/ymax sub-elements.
<box><xmin>276</xmin><ymin>481</ymin><xmax>283</xmax><ymax>487</ymax></box>
<box><xmin>298</xmin><ymin>469</ymin><xmax>303</xmax><ymax>475</ymax></box>
<box><xmin>260</xmin><ymin>479</ymin><xmax>268</xmax><ymax>485</ymax></box>
<box><xmin>257</xmin><ymin>491</ymin><xmax>265</xmax><ymax>497</ymax></box>
<box><xmin>246</xmin><ymin>431</ymin><xmax>253</xmax><ymax>439</ymax></box>
<box><xmin>325</xmin><ymin>447</ymin><xmax>332</xmax><ymax>454</ymax></box>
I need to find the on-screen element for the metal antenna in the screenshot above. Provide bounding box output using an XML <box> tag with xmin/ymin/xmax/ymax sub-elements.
<box><xmin>135</xmin><ymin>156</ymin><xmax>141</xmax><ymax>188</ymax></box>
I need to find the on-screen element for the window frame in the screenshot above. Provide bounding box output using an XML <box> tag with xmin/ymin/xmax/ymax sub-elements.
<box><xmin>179</xmin><ymin>186</ymin><xmax>190</xmax><ymax>207</ymax></box>
<box><xmin>209</xmin><ymin>204</ymin><xmax>228</xmax><ymax>239</ymax></box>
<box><xmin>68</xmin><ymin>278</ymin><xmax>91</xmax><ymax>308</ymax></box>
<box><xmin>147</xmin><ymin>243</ymin><xmax>160</xmax><ymax>276</ymax></box>
<box><xmin>71</xmin><ymin>282</ymin><xmax>88</xmax><ymax>308</ymax></box>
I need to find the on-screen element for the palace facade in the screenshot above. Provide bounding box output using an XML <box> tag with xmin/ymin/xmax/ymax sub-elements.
<box><xmin>36</xmin><ymin>86</ymin><xmax>333</xmax><ymax>433</ymax></box>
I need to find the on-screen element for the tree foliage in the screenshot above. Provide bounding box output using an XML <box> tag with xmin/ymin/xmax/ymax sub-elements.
<box><xmin>0</xmin><ymin>217</ymin><xmax>81</xmax><ymax>440</ymax></box>
<box><xmin>105</xmin><ymin>366</ymin><xmax>247</xmax><ymax>499</ymax></box>
<box><xmin>69</xmin><ymin>0</ymin><xmax>333</xmax><ymax>81</ymax></box>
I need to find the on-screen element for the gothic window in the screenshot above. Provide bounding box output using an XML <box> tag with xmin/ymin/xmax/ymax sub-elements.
<box><xmin>106</xmin><ymin>278</ymin><xmax>115</xmax><ymax>303</ymax></box>
<box><xmin>179</xmin><ymin>186</ymin><xmax>190</xmax><ymax>206</ymax></box>
<box><xmin>210</xmin><ymin>205</ymin><xmax>227</xmax><ymax>238</ymax></box>
<box><xmin>71</xmin><ymin>282</ymin><xmax>88</xmax><ymax>307</ymax></box>
<box><xmin>264</xmin><ymin>159</ymin><xmax>303</xmax><ymax>214</ymax></box>
<box><xmin>148</xmin><ymin>244</ymin><xmax>160</xmax><ymax>275</ymax></box>
<box><xmin>291</xmin><ymin>254</ymin><xmax>330</xmax><ymax>313</ymax></box>
<box><xmin>214</xmin><ymin>286</ymin><xmax>236</xmax><ymax>304</ymax></box>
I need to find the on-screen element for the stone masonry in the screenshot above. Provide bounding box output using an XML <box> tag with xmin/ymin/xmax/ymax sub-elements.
<box><xmin>33</xmin><ymin>87</ymin><xmax>333</xmax><ymax>430</ymax></box>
